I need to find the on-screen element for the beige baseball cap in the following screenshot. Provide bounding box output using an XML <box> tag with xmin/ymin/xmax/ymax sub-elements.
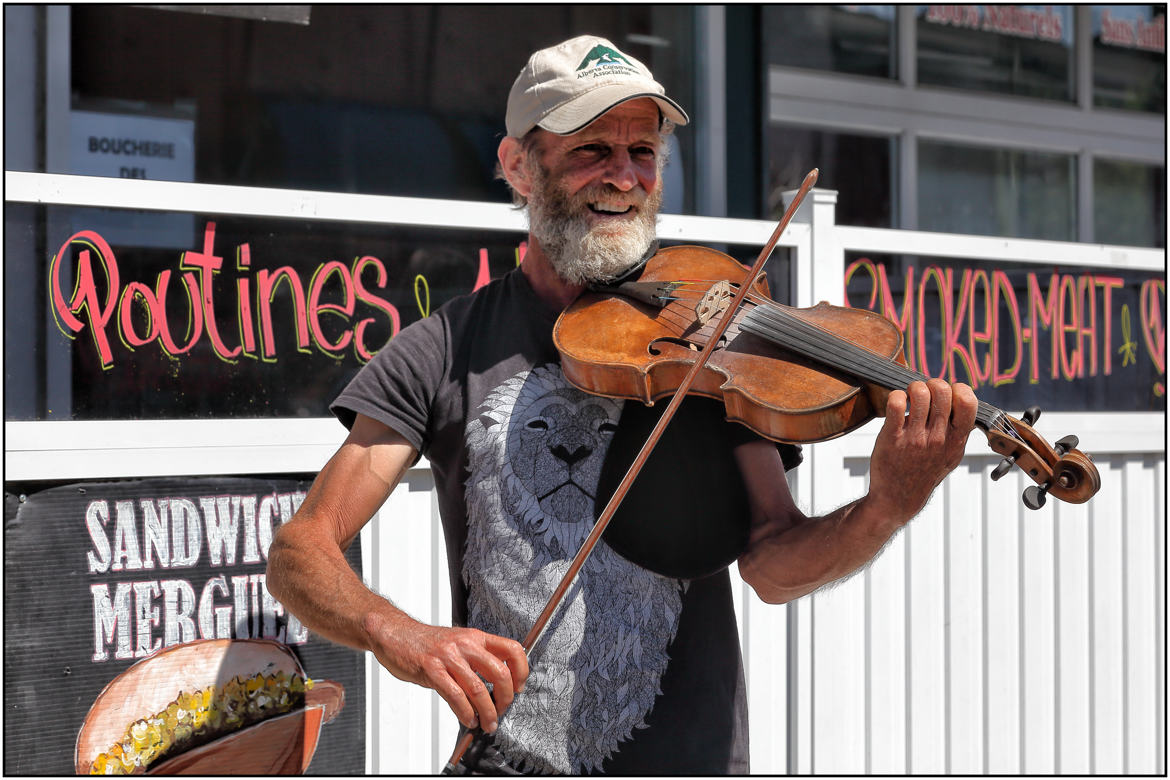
<box><xmin>505</xmin><ymin>35</ymin><xmax>689</xmax><ymax>138</ymax></box>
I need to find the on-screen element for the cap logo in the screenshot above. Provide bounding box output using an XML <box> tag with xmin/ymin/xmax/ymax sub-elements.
<box><xmin>575</xmin><ymin>44</ymin><xmax>638</xmax><ymax>79</ymax></box>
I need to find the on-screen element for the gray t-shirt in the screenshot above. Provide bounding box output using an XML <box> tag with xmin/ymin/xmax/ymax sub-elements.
<box><xmin>333</xmin><ymin>267</ymin><xmax>797</xmax><ymax>774</ymax></box>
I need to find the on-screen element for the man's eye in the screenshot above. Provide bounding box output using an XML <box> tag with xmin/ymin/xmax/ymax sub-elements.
<box><xmin>632</xmin><ymin>146</ymin><xmax>656</xmax><ymax>158</ymax></box>
<box><xmin>526</xmin><ymin>419</ymin><xmax>549</xmax><ymax>431</ymax></box>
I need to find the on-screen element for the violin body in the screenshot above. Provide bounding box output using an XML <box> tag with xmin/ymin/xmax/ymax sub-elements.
<box><xmin>555</xmin><ymin>245</ymin><xmax>906</xmax><ymax>443</ymax></box>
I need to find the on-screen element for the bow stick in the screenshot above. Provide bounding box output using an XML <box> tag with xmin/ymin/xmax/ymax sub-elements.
<box><xmin>442</xmin><ymin>168</ymin><xmax>820</xmax><ymax>774</ymax></box>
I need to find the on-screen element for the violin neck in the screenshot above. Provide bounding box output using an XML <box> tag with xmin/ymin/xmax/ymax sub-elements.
<box><xmin>739</xmin><ymin>302</ymin><xmax>1004</xmax><ymax>431</ymax></box>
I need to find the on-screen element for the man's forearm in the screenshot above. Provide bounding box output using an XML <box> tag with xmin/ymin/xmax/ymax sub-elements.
<box><xmin>266</xmin><ymin>523</ymin><xmax>408</xmax><ymax>654</ymax></box>
<box><xmin>737</xmin><ymin>495</ymin><xmax>907</xmax><ymax>604</ymax></box>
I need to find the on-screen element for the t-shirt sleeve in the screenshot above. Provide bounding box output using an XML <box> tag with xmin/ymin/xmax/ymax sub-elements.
<box><xmin>330</xmin><ymin>313</ymin><xmax>447</xmax><ymax>454</ymax></box>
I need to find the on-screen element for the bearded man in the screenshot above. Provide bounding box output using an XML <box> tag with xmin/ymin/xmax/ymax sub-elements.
<box><xmin>267</xmin><ymin>35</ymin><xmax>977</xmax><ymax>775</ymax></box>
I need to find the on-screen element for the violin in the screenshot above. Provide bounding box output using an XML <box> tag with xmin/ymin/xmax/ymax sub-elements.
<box><xmin>553</xmin><ymin>246</ymin><xmax>1101</xmax><ymax>510</ymax></box>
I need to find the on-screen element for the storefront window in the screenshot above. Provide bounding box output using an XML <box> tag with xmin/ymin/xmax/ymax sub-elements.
<box><xmin>41</xmin><ymin>6</ymin><xmax>697</xmax><ymax>208</ymax></box>
<box><xmin>1092</xmin><ymin>5</ymin><xmax>1166</xmax><ymax>112</ymax></box>
<box><xmin>917</xmin><ymin>5</ymin><xmax>1075</xmax><ymax>102</ymax></box>
<box><xmin>1094</xmin><ymin>158</ymin><xmax>1166</xmax><ymax>248</ymax></box>
<box><xmin>918</xmin><ymin>140</ymin><xmax>1075</xmax><ymax>241</ymax></box>
<box><xmin>763</xmin><ymin>5</ymin><xmax>897</xmax><ymax>80</ymax></box>
<box><xmin>5</xmin><ymin>203</ymin><xmax>530</xmax><ymax>421</ymax></box>
<box><xmin>766</xmin><ymin>125</ymin><xmax>895</xmax><ymax>228</ymax></box>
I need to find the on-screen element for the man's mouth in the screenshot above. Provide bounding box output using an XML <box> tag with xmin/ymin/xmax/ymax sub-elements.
<box><xmin>588</xmin><ymin>202</ymin><xmax>634</xmax><ymax>216</ymax></box>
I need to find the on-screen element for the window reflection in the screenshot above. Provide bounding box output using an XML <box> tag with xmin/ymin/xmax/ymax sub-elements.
<box><xmin>1092</xmin><ymin>5</ymin><xmax>1166</xmax><ymax>112</ymax></box>
<box><xmin>916</xmin><ymin>5</ymin><xmax>1075</xmax><ymax>102</ymax></box>
<box><xmin>763</xmin><ymin>5</ymin><xmax>897</xmax><ymax>80</ymax></box>
<box><xmin>767</xmin><ymin>125</ymin><xmax>894</xmax><ymax>228</ymax></box>
<box><xmin>68</xmin><ymin>5</ymin><xmax>696</xmax><ymax>205</ymax></box>
<box><xmin>918</xmin><ymin>140</ymin><xmax>1075</xmax><ymax>241</ymax></box>
<box><xmin>1094</xmin><ymin>158</ymin><xmax>1166</xmax><ymax>248</ymax></box>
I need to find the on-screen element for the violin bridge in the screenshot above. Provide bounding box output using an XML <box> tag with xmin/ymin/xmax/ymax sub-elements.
<box><xmin>695</xmin><ymin>280</ymin><xmax>732</xmax><ymax>325</ymax></box>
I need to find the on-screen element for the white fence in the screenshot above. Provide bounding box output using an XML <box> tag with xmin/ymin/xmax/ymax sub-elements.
<box><xmin>4</xmin><ymin>173</ymin><xmax>1165</xmax><ymax>774</ymax></box>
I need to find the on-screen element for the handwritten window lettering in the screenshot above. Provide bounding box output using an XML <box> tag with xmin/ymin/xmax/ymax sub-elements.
<box><xmin>843</xmin><ymin>257</ymin><xmax>1166</xmax><ymax>406</ymax></box>
<box><xmin>85</xmin><ymin>491</ymin><xmax>310</xmax><ymax>662</ymax></box>
<box><xmin>49</xmin><ymin>222</ymin><xmax>526</xmax><ymax>370</ymax></box>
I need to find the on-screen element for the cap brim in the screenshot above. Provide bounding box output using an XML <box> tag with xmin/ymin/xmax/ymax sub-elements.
<box><xmin>537</xmin><ymin>85</ymin><xmax>689</xmax><ymax>135</ymax></box>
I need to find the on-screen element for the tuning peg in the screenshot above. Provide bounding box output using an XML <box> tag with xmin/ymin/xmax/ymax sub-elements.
<box><xmin>991</xmin><ymin>455</ymin><xmax>1016</xmax><ymax>481</ymax></box>
<box><xmin>1054</xmin><ymin>434</ymin><xmax>1079</xmax><ymax>455</ymax></box>
<box><xmin>1022</xmin><ymin>484</ymin><xmax>1048</xmax><ymax>510</ymax></box>
<box><xmin>1021</xmin><ymin>406</ymin><xmax>1041</xmax><ymax>426</ymax></box>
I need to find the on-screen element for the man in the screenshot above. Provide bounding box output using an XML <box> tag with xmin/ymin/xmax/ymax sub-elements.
<box><xmin>266</xmin><ymin>35</ymin><xmax>977</xmax><ymax>774</ymax></box>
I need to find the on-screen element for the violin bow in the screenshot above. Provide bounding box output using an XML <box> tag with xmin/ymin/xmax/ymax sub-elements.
<box><xmin>442</xmin><ymin>168</ymin><xmax>821</xmax><ymax>774</ymax></box>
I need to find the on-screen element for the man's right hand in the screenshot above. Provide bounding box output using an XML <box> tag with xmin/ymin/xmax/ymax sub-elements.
<box><xmin>363</xmin><ymin>611</ymin><xmax>529</xmax><ymax>734</ymax></box>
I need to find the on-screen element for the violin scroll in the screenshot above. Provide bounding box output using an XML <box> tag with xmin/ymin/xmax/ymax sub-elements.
<box><xmin>984</xmin><ymin>406</ymin><xmax>1101</xmax><ymax>509</ymax></box>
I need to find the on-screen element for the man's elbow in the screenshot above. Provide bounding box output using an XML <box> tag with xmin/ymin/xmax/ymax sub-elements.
<box><xmin>749</xmin><ymin>585</ymin><xmax>790</xmax><ymax>606</ymax></box>
<box><xmin>264</xmin><ymin>525</ymin><xmax>298</xmax><ymax>603</ymax></box>
<box><xmin>738</xmin><ymin>558</ymin><xmax>803</xmax><ymax>605</ymax></box>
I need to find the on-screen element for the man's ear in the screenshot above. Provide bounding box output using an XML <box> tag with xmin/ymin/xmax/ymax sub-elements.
<box><xmin>497</xmin><ymin>136</ymin><xmax>533</xmax><ymax>198</ymax></box>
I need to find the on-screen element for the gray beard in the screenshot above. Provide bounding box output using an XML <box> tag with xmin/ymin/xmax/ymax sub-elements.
<box><xmin>526</xmin><ymin>170</ymin><xmax>661</xmax><ymax>286</ymax></box>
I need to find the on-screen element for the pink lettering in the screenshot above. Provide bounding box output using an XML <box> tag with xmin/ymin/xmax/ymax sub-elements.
<box><xmin>50</xmin><ymin>231</ymin><xmax>121</xmax><ymax>369</ymax></box>
<box><xmin>180</xmin><ymin>222</ymin><xmax>242</xmax><ymax>362</ymax></box>
<box><xmin>307</xmin><ymin>261</ymin><xmax>355</xmax><ymax>354</ymax></box>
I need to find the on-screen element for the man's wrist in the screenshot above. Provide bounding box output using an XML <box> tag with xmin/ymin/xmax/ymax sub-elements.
<box><xmin>854</xmin><ymin>490</ymin><xmax>915</xmax><ymax>536</ymax></box>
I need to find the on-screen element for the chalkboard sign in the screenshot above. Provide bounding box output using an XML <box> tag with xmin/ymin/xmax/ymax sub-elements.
<box><xmin>844</xmin><ymin>253</ymin><xmax>1166</xmax><ymax>413</ymax></box>
<box><xmin>3</xmin><ymin>476</ymin><xmax>364</xmax><ymax>775</ymax></box>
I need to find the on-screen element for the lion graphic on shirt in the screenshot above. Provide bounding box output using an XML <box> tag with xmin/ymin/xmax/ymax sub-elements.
<box><xmin>463</xmin><ymin>365</ymin><xmax>685</xmax><ymax>774</ymax></box>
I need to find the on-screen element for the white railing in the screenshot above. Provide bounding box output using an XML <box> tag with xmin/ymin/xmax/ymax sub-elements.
<box><xmin>4</xmin><ymin>172</ymin><xmax>1164</xmax><ymax>774</ymax></box>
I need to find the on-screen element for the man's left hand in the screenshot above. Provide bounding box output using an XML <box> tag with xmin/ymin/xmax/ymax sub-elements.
<box><xmin>866</xmin><ymin>379</ymin><xmax>978</xmax><ymax>524</ymax></box>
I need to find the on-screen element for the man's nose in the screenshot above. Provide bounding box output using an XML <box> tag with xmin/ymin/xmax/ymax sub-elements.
<box><xmin>601</xmin><ymin>148</ymin><xmax>638</xmax><ymax>192</ymax></box>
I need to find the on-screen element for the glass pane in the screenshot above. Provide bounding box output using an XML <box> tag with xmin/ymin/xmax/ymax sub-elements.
<box><xmin>1094</xmin><ymin>158</ymin><xmax>1166</xmax><ymax>248</ymax></box>
<box><xmin>844</xmin><ymin>251</ymin><xmax>1166</xmax><ymax>411</ymax></box>
<box><xmin>763</xmin><ymin>5</ymin><xmax>897</xmax><ymax>79</ymax></box>
<box><xmin>5</xmin><ymin>203</ymin><xmax>528</xmax><ymax>421</ymax></box>
<box><xmin>918</xmin><ymin>140</ymin><xmax>1075</xmax><ymax>241</ymax></box>
<box><xmin>56</xmin><ymin>6</ymin><xmax>696</xmax><ymax>206</ymax></box>
<box><xmin>917</xmin><ymin>5</ymin><xmax>1075</xmax><ymax>102</ymax></box>
<box><xmin>1092</xmin><ymin>5</ymin><xmax>1166</xmax><ymax>112</ymax></box>
<box><xmin>767</xmin><ymin>125</ymin><xmax>895</xmax><ymax>227</ymax></box>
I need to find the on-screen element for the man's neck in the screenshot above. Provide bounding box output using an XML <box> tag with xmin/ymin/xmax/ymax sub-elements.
<box><xmin>520</xmin><ymin>237</ymin><xmax>586</xmax><ymax>311</ymax></box>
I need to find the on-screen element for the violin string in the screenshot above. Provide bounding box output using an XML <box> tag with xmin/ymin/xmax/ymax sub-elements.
<box><xmin>653</xmin><ymin>279</ymin><xmax>1019</xmax><ymax>441</ymax></box>
<box><xmin>740</xmin><ymin>302</ymin><xmax>1004</xmax><ymax>429</ymax></box>
<box><xmin>737</xmin><ymin>298</ymin><xmax>1017</xmax><ymax>438</ymax></box>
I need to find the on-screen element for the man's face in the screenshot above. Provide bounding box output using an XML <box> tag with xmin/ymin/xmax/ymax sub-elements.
<box><xmin>524</xmin><ymin>99</ymin><xmax>665</xmax><ymax>285</ymax></box>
